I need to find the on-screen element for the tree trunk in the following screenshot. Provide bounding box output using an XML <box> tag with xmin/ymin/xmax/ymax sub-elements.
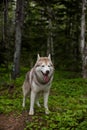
<box><xmin>12</xmin><ymin>0</ymin><xmax>24</xmax><ymax>79</ymax></box>
<box><xmin>3</xmin><ymin>0</ymin><xmax>8</xmax><ymax>47</ymax></box>
<box><xmin>47</xmin><ymin>7</ymin><xmax>54</xmax><ymax>63</ymax></box>
<box><xmin>2</xmin><ymin>0</ymin><xmax>9</xmax><ymax>68</ymax></box>
<box><xmin>80</xmin><ymin>0</ymin><xmax>87</xmax><ymax>78</ymax></box>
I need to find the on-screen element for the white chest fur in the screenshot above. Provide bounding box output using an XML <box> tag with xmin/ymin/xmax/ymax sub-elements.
<box><xmin>31</xmin><ymin>81</ymin><xmax>51</xmax><ymax>93</ymax></box>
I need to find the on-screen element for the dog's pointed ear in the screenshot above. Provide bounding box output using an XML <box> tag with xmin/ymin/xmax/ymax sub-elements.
<box><xmin>48</xmin><ymin>54</ymin><xmax>51</xmax><ymax>60</ymax></box>
<box><xmin>37</xmin><ymin>54</ymin><xmax>40</xmax><ymax>60</ymax></box>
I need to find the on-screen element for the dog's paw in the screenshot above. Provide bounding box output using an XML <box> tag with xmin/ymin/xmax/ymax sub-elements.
<box><xmin>36</xmin><ymin>102</ymin><xmax>41</xmax><ymax>108</ymax></box>
<box><xmin>29</xmin><ymin>110</ymin><xmax>34</xmax><ymax>115</ymax></box>
<box><xmin>22</xmin><ymin>103</ymin><xmax>25</xmax><ymax>108</ymax></box>
<box><xmin>45</xmin><ymin>108</ymin><xmax>50</xmax><ymax>115</ymax></box>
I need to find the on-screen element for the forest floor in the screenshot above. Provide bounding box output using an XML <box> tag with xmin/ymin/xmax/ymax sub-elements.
<box><xmin>0</xmin><ymin>71</ymin><xmax>87</xmax><ymax>130</ymax></box>
<box><xmin>0</xmin><ymin>112</ymin><xmax>27</xmax><ymax>130</ymax></box>
<box><xmin>0</xmin><ymin>86</ymin><xmax>27</xmax><ymax>130</ymax></box>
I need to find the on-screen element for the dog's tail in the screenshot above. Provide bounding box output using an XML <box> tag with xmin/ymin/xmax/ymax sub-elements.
<box><xmin>22</xmin><ymin>71</ymin><xmax>31</xmax><ymax>97</ymax></box>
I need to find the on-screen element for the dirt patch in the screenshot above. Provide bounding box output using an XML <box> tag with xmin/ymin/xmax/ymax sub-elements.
<box><xmin>0</xmin><ymin>112</ymin><xmax>28</xmax><ymax>130</ymax></box>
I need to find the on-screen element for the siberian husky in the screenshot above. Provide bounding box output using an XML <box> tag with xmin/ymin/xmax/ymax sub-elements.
<box><xmin>22</xmin><ymin>54</ymin><xmax>54</xmax><ymax>115</ymax></box>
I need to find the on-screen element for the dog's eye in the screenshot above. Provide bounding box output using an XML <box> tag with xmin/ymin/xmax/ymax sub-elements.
<box><xmin>50</xmin><ymin>64</ymin><xmax>53</xmax><ymax>67</ymax></box>
<box><xmin>48</xmin><ymin>65</ymin><xmax>50</xmax><ymax>67</ymax></box>
<box><xmin>42</xmin><ymin>65</ymin><xmax>45</xmax><ymax>67</ymax></box>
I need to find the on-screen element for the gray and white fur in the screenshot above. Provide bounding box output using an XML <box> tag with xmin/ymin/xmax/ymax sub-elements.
<box><xmin>22</xmin><ymin>54</ymin><xmax>54</xmax><ymax>115</ymax></box>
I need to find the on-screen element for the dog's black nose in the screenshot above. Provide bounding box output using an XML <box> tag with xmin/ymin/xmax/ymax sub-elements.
<box><xmin>46</xmin><ymin>70</ymin><xmax>49</xmax><ymax>74</ymax></box>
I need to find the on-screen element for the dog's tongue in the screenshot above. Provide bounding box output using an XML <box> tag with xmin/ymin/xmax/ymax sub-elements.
<box><xmin>44</xmin><ymin>75</ymin><xmax>49</xmax><ymax>83</ymax></box>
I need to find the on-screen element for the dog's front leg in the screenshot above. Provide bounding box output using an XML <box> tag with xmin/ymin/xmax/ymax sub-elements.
<box><xmin>36</xmin><ymin>94</ymin><xmax>41</xmax><ymax>108</ymax></box>
<box><xmin>29</xmin><ymin>90</ymin><xmax>36</xmax><ymax>115</ymax></box>
<box><xmin>44</xmin><ymin>91</ymin><xmax>50</xmax><ymax>114</ymax></box>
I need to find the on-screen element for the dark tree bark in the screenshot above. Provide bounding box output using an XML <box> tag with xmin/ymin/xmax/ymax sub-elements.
<box><xmin>47</xmin><ymin>6</ymin><xmax>54</xmax><ymax>63</ymax></box>
<box><xmin>3</xmin><ymin>0</ymin><xmax>8</xmax><ymax>46</ymax></box>
<box><xmin>12</xmin><ymin>0</ymin><xmax>24</xmax><ymax>79</ymax></box>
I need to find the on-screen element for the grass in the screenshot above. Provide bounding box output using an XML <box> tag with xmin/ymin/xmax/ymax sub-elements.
<box><xmin>0</xmin><ymin>69</ymin><xmax>87</xmax><ymax>129</ymax></box>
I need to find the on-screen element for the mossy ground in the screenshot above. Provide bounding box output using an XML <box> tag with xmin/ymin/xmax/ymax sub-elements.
<box><xmin>0</xmin><ymin>69</ymin><xmax>87</xmax><ymax>130</ymax></box>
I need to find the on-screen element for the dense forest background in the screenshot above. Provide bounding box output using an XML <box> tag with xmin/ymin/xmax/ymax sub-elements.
<box><xmin>1</xmin><ymin>1</ymin><xmax>87</xmax><ymax>129</ymax></box>
<box><xmin>0</xmin><ymin>0</ymin><xmax>87</xmax><ymax>78</ymax></box>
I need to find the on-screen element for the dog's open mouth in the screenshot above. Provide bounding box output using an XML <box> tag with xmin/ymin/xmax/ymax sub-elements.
<box><xmin>41</xmin><ymin>71</ymin><xmax>49</xmax><ymax>83</ymax></box>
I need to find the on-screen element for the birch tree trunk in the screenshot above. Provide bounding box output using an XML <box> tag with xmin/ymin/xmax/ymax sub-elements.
<box><xmin>80</xmin><ymin>0</ymin><xmax>87</xmax><ymax>78</ymax></box>
<box><xmin>12</xmin><ymin>0</ymin><xmax>24</xmax><ymax>79</ymax></box>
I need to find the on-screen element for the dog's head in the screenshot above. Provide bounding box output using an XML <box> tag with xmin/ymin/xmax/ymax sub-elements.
<box><xmin>34</xmin><ymin>54</ymin><xmax>54</xmax><ymax>83</ymax></box>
